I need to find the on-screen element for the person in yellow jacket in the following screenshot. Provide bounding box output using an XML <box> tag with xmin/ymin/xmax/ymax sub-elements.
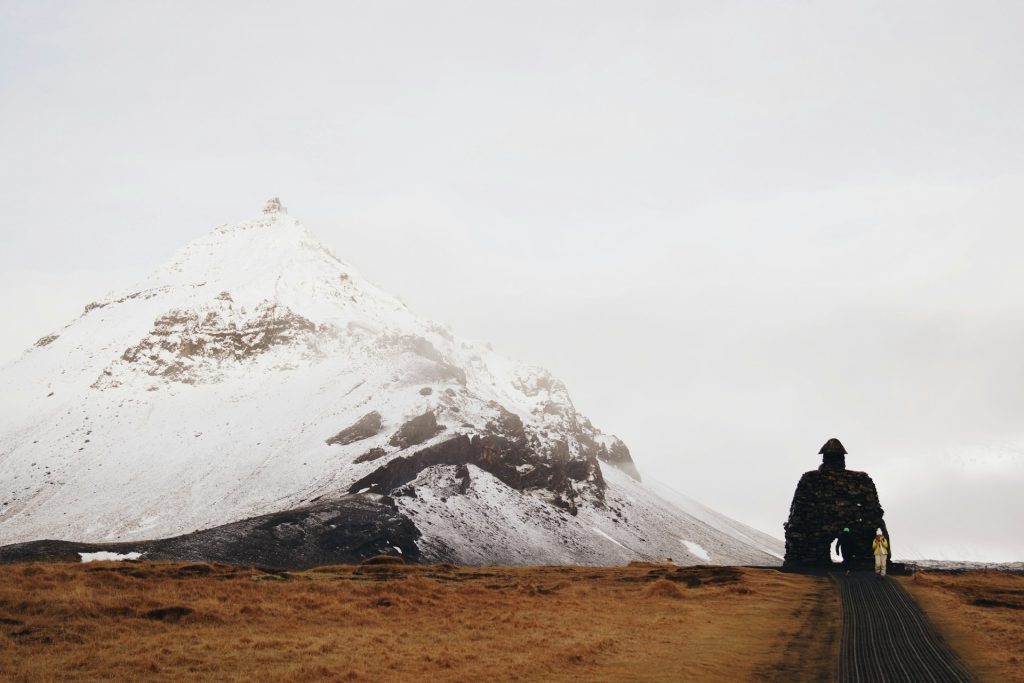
<box><xmin>872</xmin><ymin>529</ymin><xmax>890</xmax><ymax>577</ymax></box>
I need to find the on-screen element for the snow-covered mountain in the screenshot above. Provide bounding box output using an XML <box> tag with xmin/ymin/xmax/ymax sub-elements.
<box><xmin>0</xmin><ymin>199</ymin><xmax>782</xmax><ymax>565</ymax></box>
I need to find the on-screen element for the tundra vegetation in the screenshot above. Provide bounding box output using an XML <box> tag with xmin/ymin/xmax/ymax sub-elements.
<box><xmin>1</xmin><ymin>561</ymin><xmax>834</xmax><ymax>682</ymax></box>
<box><xmin>2</xmin><ymin>560</ymin><xmax>1018</xmax><ymax>682</ymax></box>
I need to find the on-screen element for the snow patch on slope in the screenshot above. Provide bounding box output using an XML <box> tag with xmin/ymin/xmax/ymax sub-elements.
<box><xmin>681</xmin><ymin>540</ymin><xmax>710</xmax><ymax>562</ymax></box>
<box><xmin>79</xmin><ymin>551</ymin><xmax>142</xmax><ymax>562</ymax></box>
<box><xmin>592</xmin><ymin>527</ymin><xmax>627</xmax><ymax>549</ymax></box>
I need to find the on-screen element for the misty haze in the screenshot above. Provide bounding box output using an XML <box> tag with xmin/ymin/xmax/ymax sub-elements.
<box><xmin>1</xmin><ymin>2</ymin><xmax>1022</xmax><ymax>682</ymax></box>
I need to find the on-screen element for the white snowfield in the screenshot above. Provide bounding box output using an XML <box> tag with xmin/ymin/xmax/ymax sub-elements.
<box><xmin>0</xmin><ymin>200</ymin><xmax>782</xmax><ymax>566</ymax></box>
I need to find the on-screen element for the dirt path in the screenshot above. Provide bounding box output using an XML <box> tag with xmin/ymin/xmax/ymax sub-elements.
<box><xmin>836</xmin><ymin>572</ymin><xmax>974</xmax><ymax>682</ymax></box>
<box><xmin>758</xmin><ymin>573</ymin><xmax>839</xmax><ymax>682</ymax></box>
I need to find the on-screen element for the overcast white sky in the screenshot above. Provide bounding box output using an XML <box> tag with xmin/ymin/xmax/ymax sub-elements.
<box><xmin>2</xmin><ymin>1</ymin><xmax>1023</xmax><ymax>561</ymax></box>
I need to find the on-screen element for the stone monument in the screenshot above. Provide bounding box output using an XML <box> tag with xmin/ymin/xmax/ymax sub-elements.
<box><xmin>783</xmin><ymin>438</ymin><xmax>889</xmax><ymax>569</ymax></box>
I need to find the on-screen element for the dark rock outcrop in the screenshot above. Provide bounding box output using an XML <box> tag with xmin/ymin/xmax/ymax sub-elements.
<box><xmin>596</xmin><ymin>437</ymin><xmax>641</xmax><ymax>481</ymax></box>
<box><xmin>784</xmin><ymin>438</ymin><xmax>889</xmax><ymax>569</ymax></box>
<box><xmin>351</xmin><ymin>401</ymin><xmax>613</xmax><ymax>514</ymax></box>
<box><xmin>455</xmin><ymin>463</ymin><xmax>472</xmax><ymax>494</ymax></box>
<box><xmin>354</xmin><ymin>447</ymin><xmax>387</xmax><ymax>464</ymax></box>
<box><xmin>33</xmin><ymin>334</ymin><xmax>60</xmax><ymax>348</ymax></box>
<box><xmin>349</xmin><ymin>429</ymin><xmax>605</xmax><ymax>514</ymax></box>
<box><xmin>388</xmin><ymin>411</ymin><xmax>443</xmax><ymax>448</ymax></box>
<box><xmin>0</xmin><ymin>495</ymin><xmax>420</xmax><ymax>570</ymax></box>
<box><xmin>327</xmin><ymin>411</ymin><xmax>383</xmax><ymax>446</ymax></box>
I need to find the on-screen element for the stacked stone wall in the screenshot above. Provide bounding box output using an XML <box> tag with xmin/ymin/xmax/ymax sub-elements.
<box><xmin>784</xmin><ymin>467</ymin><xmax>889</xmax><ymax>569</ymax></box>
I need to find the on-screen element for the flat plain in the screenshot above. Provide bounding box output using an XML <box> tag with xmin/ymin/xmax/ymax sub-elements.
<box><xmin>0</xmin><ymin>561</ymin><xmax>838</xmax><ymax>682</ymax></box>
<box><xmin>3</xmin><ymin>560</ymin><xmax>1019</xmax><ymax>682</ymax></box>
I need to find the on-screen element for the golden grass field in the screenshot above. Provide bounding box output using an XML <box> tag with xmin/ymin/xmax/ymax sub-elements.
<box><xmin>900</xmin><ymin>571</ymin><xmax>1024</xmax><ymax>683</ymax></box>
<box><xmin>0</xmin><ymin>561</ymin><xmax>838</xmax><ymax>683</ymax></box>
<box><xmin>1</xmin><ymin>559</ymin><xmax>1019</xmax><ymax>682</ymax></box>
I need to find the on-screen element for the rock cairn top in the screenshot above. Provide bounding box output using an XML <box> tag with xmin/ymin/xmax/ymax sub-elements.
<box><xmin>819</xmin><ymin>437</ymin><xmax>847</xmax><ymax>470</ymax></box>
<box><xmin>262</xmin><ymin>197</ymin><xmax>286</xmax><ymax>215</ymax></box>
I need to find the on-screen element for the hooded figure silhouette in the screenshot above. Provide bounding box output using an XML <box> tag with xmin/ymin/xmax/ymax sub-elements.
<box><xmin>834</xmin><ymin>526</ymin><xmax>856</xmax><ymax>574</ymax></box>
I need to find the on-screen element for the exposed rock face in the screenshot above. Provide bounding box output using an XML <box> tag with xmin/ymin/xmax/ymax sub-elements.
<box><xmin>345</xmin><ymin>399</ymin><xmax>626</xmax><ymax>514</ymax></box>
<box><xmin>507</xmin><ymin>367</ymin><xmax>642</xmax><ymax>482</ymax></box>
<box><xmin>262</xmin><ymin>197</ymin><xmax>286</xmax><ymax>214</ymax></box>
<box><xmin>93</xmin><ymin>300</ymin><xmax>322</xmax><ymax>387</ymax></box>
<box><xmin>34</xmin><ymin>334</ymin><xmax>60</xmax><ymax>348</ymax></box>
<box><xmin>327</xmin><ymin>412</ymin><xmax>383</xmax><ymax>446</ymax></box>
<box><xmin>354</xmin><ymin>448</ymin><xmax>387</xmax><ymax>464</ymax></box>
<box><xmin>596</xmin><ymin>437</ymin><xmax>641</xmax><ymax>482</ymax></box>
<box><xmin>0</xmin><ymin>495</ymin><xmax>420</xmax><ymax>570</ymax></box>
<box><xmin>389</xmin><ymin>411</ymin><xmax>443</xmax><ymax>448</ymax></box>
<box><xmin>784</xmin><ymin>438</ymin><xmax>889</xmax><ymax>569</ymax></box>
<box><xmin>349</xmin><ymin>428</ymin><xmax>605</xmax><ymax>515</ymax></box>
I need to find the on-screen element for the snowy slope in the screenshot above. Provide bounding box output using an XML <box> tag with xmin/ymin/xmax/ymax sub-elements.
<box><xmin>401</xmin><ymin>464</ymin><xmax>780</xmax><ymax>565</ymax></box>
<box><xmin>0</xmin><ymin>200</ymin><xmax>782</xmax><ymax>565</ymax></box>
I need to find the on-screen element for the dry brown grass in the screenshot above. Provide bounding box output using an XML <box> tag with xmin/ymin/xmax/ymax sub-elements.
<box><xmin>900</xmin><ymin>571</ymin><xmax>1024</xmax><ymax>683</ymax></box>
<box><xmin>643</xmin><ymin>578</ymin><xmax>684</xmax><ymax>599</ymax></box>
<box><xmin>0</xmin><ymin>562</ymin><xmax>836</xmax><ymax>682</ymax></box>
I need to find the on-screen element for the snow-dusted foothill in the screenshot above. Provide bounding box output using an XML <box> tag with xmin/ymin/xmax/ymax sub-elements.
<box><xmin>0</xmin><ymin>199</ymin><xmax>782</xmax><ymax>566</ymax></box>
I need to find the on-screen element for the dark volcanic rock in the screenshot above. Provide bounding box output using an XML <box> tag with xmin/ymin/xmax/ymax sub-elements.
<box><xmin>784</xmin><ymin>438</ymin><xmax>889</xmax><ymax>570</ymax></box>
<box><xmin>455</xmin><ymin>463</ymin><xmax>472</xmax><ymax>494</ymax></box>
<box><xmin>483</xmin><ymin>402</ymin><xmax>528</xmax><ymax>442</ymax></box>
<box><xmin>327</xmin><ymin>411</ymin><xmax>383</xmax><ymax>446</ymax></box>
<box><xmin>596</xmin><ymin>437</ymin><xmax>641</xmax><ymax>481</ymax></box>
<box><xmin>0</xmin><ymin>540</ymin><xmax>96</xmax><ymax>564</ymax></box>
<box><xmin>388</xmin><ymin>411</ymin><xmax>443</xmax><ymax>449</ymax></box>
<box><xmin>354</xmin><ymin>447</ymin><xmax>387</xmax><ymax>464</ymax></box>
<box><xmin>348</xmin><ymin>431</ymin><xmax>605</xmax><ymax>514</ymax></box>
<box><xmin>0</xmin><ymin>495</ymin><xmax>421</xmax><ymax>570</ymax></box>
<box><xmin>350</xmin><ymin>400</ymin><xmax>610</xmax><ymax>514</ymax></box>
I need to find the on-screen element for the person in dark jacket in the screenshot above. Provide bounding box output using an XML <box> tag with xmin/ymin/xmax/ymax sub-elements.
<box><xmin>834</xmin><ymin>527</ymin><xmax>855</xmax><ymax>575</ymax></box>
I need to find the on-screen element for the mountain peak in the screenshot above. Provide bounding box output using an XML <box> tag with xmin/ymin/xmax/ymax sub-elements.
<box><xmin>0</xmin><ymin>201</ymin><xmax>783</xmax><ymax>567</ymax></box>
<box><xmin>262</xmin><ymin>197</ymin><xmax>286</xmax><ymax>215</ymax></box>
